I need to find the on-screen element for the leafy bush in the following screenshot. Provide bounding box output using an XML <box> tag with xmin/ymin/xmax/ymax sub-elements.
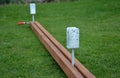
<box><xmin>0</xmin><ymin>0</ymin><xmax>10</xmax><ymax>4</ymax></box>
<box><xmin>0</xmin><ymin>0</ymin><xmax>79</xmax><ymax>4</ymax></box>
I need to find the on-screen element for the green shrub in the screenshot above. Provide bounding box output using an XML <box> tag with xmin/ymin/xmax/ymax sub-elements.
<box><xmin>0</xmin><ymin>0</ymin><xmax>10</xmax><ymax>4</ymax></box>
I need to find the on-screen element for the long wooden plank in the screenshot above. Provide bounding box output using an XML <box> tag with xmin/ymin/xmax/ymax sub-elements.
<box><xmin>34</xmin><ymin>21</ymin><xmax>96</xmax><ymax>78</ymax></box>
<box><xmin>30</xmin><ymin>22</ymin><xmax>84</xmax><ymax>78</ymax></box>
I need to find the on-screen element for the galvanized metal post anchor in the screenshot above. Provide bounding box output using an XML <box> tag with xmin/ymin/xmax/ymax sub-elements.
<box><xmin>30</xmin><ymin>3</ymin><xmax>36</xmax><ymax>22</ymax></box>
<box><xmin>66</xmin><ymin>27</ymin><xmax>80</xmax><ymax>66</ymax></box>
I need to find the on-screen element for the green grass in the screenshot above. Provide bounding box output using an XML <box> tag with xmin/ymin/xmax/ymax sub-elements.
<box><xmin>0</xmin><ymin>0</ymin><xmax>120</xmax><ymax>78</ymax></box>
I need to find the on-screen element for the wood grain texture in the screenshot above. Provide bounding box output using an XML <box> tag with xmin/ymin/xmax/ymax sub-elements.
<box><xmin>30</xmin><ymin>21</ymin><xmax>96</xmax><ymax>78</ymax></box>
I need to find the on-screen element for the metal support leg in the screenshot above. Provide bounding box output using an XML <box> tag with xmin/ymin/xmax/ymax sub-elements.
<box><xmin>32</xmin><ymin>14</ymin><xmax>34</xmax><ymax>22</ymax></box>
<box><xmin>72</xmin><ymin>48</ymin><xmax>74</xmax><ymax>66</ymax></box>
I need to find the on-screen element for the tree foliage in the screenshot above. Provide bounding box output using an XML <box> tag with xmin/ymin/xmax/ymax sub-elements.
<box><xmin>0</xmin><ymin>0</ymin><xmax>10</xmax><ymax>4</ymax></box>
<box><xmin>0</xmin><ymin>0</ymin><xmax>78</xmax><ymax>5</ymax></box>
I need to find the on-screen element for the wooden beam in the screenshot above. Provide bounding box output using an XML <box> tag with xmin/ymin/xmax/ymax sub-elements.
<box><xmin>30</xmin><ymin>21</ymin><xmax>96</xmax><ymax>78</ymax></box>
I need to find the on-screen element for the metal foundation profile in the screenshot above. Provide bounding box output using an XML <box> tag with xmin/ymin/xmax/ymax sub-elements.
<box><xmin>30</xmin><ymin>21</ymin><xmax>96</xmax><ymax>78</ymax></box>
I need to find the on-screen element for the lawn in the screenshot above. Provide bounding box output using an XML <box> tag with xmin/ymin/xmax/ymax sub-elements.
<box><xmin>0</xmin><ymin>0</ymin><xmax>120</xmax><ymax>78</ymax></box>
